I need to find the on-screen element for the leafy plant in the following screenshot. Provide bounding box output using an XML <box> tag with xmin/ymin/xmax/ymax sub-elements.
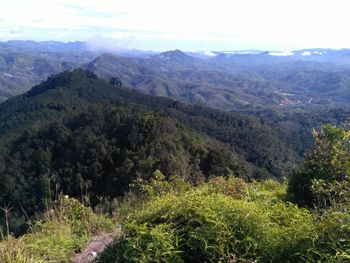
<box><xmin>0</xmin><ymin>196</ymin><xmax>115</xmax><ymax>263</ymax></box>
<box><xmin>288</xmin><ymin>124</ymin><xmax>350</xmax><ymax>207</ymax></box>
<box><xmin>97</xmin><ymin>178</ymin><xmax>319</xmax><ymax>263</ymax></box>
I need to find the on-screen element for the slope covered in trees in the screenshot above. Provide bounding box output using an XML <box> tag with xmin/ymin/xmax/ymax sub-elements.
<box><xmin>0</xmin><ymin>69</ymin><xmax>300</xmax><ymax>176</ymax></box>
<box><xmin>0</xmin><ymin>68</ymin><xmax>349</xmax><ymax>262</ymax></box>
<box><xmin>95</xmin><ymin>126</ymin><xmax>350</xmax><ymax>262</ymax></box>
<box><xmin>1</xmin><ymin>126</ymin><xmax>349</xmax><ymax>262</ymax></box>
<box><xmin>0</xmin><ymin>69</ymin><xmax>301</xmax><ymax>234</ymax></box>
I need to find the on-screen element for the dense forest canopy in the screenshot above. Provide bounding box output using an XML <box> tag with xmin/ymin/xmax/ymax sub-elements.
<box><xmin>0</xmin><ymin>69</ymin><xmax>302</xmax><ymax>234</ymax></box>
<box><xmin>94</xmin><ymin>125</ymin><xmax>350</xmax><ymax>262</ymax></box>
<box><xmin>0</xmin><ymin>67</ymin><xmax>349</xmax><ymax>250</ymax></box>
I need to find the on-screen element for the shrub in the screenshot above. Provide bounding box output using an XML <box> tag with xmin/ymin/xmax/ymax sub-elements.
<box><xmin>310</xmin><ymin>210</ymin><xmax>350</xmax><ymax>262</ymax></box>
<box><xmin>288</xmin><ymin>125</ymin><xmax>350</xmax><ymax>207</ymax></box>
<box><xmin>0</xmin><ymin>196</ymin><xmax>115</xmax><ymax>263</ymax></box>
<box><xmin>97</xmin><ymin>180</ymin><xmax>317</xmax><ymax>263</ymax></box>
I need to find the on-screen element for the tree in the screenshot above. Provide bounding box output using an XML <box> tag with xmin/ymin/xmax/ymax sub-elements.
<box><xmin>109</xmin><ymin>77</ymin><xmax>122</xmax><ymax>88</ymax></box>
<box><xmin>288</xmin><ymin>124</ymin><xmax>350</xmax><ymax>206</ymax></box>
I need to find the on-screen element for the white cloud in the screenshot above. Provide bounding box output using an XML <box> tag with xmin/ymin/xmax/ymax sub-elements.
<box><xmin>1</xmin><ymin>0</ymin><xmax>350</xmax><ymax>50</ymax></box>
<box><xmin>302</xmin><ymin>51</ymin><xmax>312</xmax><ymax>56</ymax></box>
<box><xmin>203</xmin><ymin>51</ymin><xmax>217</xmax><ymax>57</ymax></box>
<box><xmin>269</xmin><ymin>51</ymin><xmax>294</xmax><ymax>56</ymax></box>
<box><xmin>85</xmin><ymin>34</ymin><xmax>134</xmax><ymax>52</ymax></box>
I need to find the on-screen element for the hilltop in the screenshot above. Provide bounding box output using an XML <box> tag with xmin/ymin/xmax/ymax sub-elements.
<box><xmin>0</xmin><ymin>69</ymin><xmax>301</xmax><ymax>234</ymax></box>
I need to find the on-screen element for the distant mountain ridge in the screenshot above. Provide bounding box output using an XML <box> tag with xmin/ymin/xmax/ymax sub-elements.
<box><xmin>0</xmin><ymin>40</ymin><xmax>87</xmax><ymax>53</ymax></box>
<box><xmin>83</xmin><ymin>50</ymin><xmax>350</xmax><ymax>111</ymax></box>
<box><xmin>83</xmin><ymin>52</ymin><xmax>286</xmax><ymax>110</ymax></box>
<box><xmin>2</xmin><ymin>40</ymin><xmax>350</xmax><ymax>111</ymax></box>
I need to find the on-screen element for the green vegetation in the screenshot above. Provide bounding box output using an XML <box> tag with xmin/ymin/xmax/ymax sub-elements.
<box><xmin>1</xmin><ymin>171</ymin><xmax>349</xmax><ymax>262</ymax></box>
<box><xmin>0</xmin><ymin>102</ymin><xmax>240</xmax><ymax>234</ymax></box>
<box><xmin>0</xmin><ymin>196</ymin><xmax>114</xmax><ymax>263</ymax></box>
<box><xmin>0</xmin><ymin>69</ymin><xmax>299</xmax><ymax>178</ymax></box>
<box><xmin>288</xmin><ymin>124</ymin><xmax>350</xmax><ymax>207</ymax></box>
<box><xmin>1</xmin><ymin>124</ymin><xmax>350</xmax><ymax>262</ymax></box>
<box><xmin>1</xmin><ymin>68</ymin><xmax>350</xmax><ymax>262</ymax></box>
<box><xmin>96</xmin><ymin>173</ymin><xmax>350</xmax><ymax>262</ymax></box>
<box><xmin>95</xmin><ymin>125</ymin><xmax>350</xmax><ymax>262</ymax></box>
<box><xmin>0</xmin><ymin>69</ymin><xmax>301</xmax><ymax>235</ymax></box>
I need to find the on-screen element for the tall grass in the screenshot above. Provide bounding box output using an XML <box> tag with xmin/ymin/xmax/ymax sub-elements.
<box><xmin>96</xmin><ymin>176</ymin><xmax>350</xmax><ymax>263</ymax></box>
<box><xmin>0</xmin><ymin>196</ymin><xmax>115</xmax><ymax>263</ymax></box>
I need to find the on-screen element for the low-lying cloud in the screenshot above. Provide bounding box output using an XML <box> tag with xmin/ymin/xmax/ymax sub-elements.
<box><xmin>85</xmin><ymin>34</ymin><xmax>134</xmax><ymax>52</ymax></box>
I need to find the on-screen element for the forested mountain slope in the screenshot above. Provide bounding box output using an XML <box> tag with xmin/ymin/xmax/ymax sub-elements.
<box><xmin>0</xmin><ymin>69</ymin><xmax>300</xmax><ymax>176</ymax></box>
<box><xmin>0</xmin><ymin>69</ymin><xmax>300</xmax><ymax>234</ymax></box>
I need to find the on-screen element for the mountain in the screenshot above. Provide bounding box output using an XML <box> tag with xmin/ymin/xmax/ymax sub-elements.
<box><xmin>0</xmin><ymin>69</ymin><xmax>299</xmax><ymax>176</ymax></box>
<box><xmin>0</xmin><ymin>40</ymin><xmax>88</xmax><ymax>53</ymax></box>
<box><xmin>152</xmin><ymin>49</ymin><xmax>202</xmax><ymax>69</ymax></box>
<box><xmin>0</xmin><ymin>69</ymin><xmax>301</xmax><ymax>233</ymax></box>
<box><xmin>84</xmin><ymin>52</ymin><xmax>288</xmax><ymax>110</ymax></box>
<box><xmin>83</xmin><ymin>49</ymin><xmax>350</xmax><ymax>112</ymax></box>
<box><xmin>3</xmin><ymin>41</ymin><xmax>350</xmax><ymax>114</ymax></box>
<box><xmin>0</xmin><ymin>41</ymin><xmax>157</xmax><ymax>102</ymax></box>
<box><xmin>0</xmin><ymin>42</ymin><xmax>97</xmax><ymax>101</ymax></box>
<box><xmin>211</xmin><ymin>48</ymin><xmax>350</xmax><ymax>65</ymax></box>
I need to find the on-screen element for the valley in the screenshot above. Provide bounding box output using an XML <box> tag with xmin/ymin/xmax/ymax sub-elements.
<box><xmin>3</xmin><ymin>41</ymin><xmax>350</xmax><ymax>112</ymax></box>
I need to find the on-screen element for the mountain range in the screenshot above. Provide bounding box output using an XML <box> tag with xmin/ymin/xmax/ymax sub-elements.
<box><xmin>2</xmin><ymin>41</ymin><xmax>350</xmax><ymax>111</ymax></box>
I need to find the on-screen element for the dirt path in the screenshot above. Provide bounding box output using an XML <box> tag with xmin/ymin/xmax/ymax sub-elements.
<box><xmin>73</xmin><ymin>233</ymin><xmax>114</xmax><ymax>263</ymax></box>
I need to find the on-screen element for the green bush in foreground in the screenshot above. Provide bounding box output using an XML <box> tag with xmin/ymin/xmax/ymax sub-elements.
<box><xmin>0</xmin><ymin>196</ymin><xmax>115</xmax><ymax>263</ymax></box>
<box><xmin>1</xmin><ymin>175</ymin><xmax>349</xmax><ymax>263</ymax></box>
<box><xmin>97</xmin><ymin>176</ymin><xmax>349</xmax><ymax>263</ymax></box>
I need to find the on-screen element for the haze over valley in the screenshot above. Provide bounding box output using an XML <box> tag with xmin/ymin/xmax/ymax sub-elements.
<box><xmin>2</xmin><ymin>40</ymin><xmax>350</xmax><ymax>112</ymax></box>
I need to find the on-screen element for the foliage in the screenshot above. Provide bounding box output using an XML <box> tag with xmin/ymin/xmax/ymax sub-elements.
<box><xmin>1</xmin><ymin>69</ymin><xmax>291</xmax><ymax>234</ymax></box>
<box><xmin>0</xmin><ymin>99</ymin><xmax>239</xmax><ymax>234</ymax></box>
<box><xmin>311</xmin><ymin>179</ymin><xmax>350</xmax><ymax>208</ymax></box>
<box><xmin>0</xmin><ymin>69</ymin><xmax>301</xmax><ymax>177</ymax></box>
<box><xmin>1</xmin><ymin>176</ymin><xmax>348</xmax><ymax>263</ymax></box>
<box><xmin>310</xmin><ymin>210</ymin><xmax>350</xmax><ymax>262</ymax></box>
<box><xmin>288</xmin><ymin>124</ymin><xmax>350</xmax><ymax>206</ymax></box>
<box><xmin>0</xmin><ymin>196</ymin><xmax>114</xmax><ymax>263</ymax></box>
<box><xmin>2</xmin><ymin>47</ymin><xmax>350</xmax><ymax>263</ymax></box>
<box><xmin>97</xmin><ymin>177</ymin><xmax>350</xmax><ymax>263</ymax></box>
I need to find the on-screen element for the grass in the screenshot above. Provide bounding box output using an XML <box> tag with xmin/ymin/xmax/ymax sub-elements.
<box><xmin>96</xmin><ymin>176</ymin><xmax>350</xmax><ymax>263</ymax></box>
<box><xmin>0</xmin><ymin>196</ymin><xmax>115</xmax><ymax>263</ymax></box>
<box><xmin>1</xmin><ymin>175</ymin><xmax>349</xmax><ymax>262</ymax></box>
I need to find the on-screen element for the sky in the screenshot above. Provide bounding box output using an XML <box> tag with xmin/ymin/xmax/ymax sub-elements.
<box><xmin>1</xmin><ymin>0</ymin><xmax>350</xmax><ymax>51</ymax></box>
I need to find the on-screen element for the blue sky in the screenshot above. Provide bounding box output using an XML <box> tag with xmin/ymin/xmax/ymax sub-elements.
<box><xmin>1</xmin><ymin>0</ymin><xmax>350</xmax><ymax>51</ymax></box>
